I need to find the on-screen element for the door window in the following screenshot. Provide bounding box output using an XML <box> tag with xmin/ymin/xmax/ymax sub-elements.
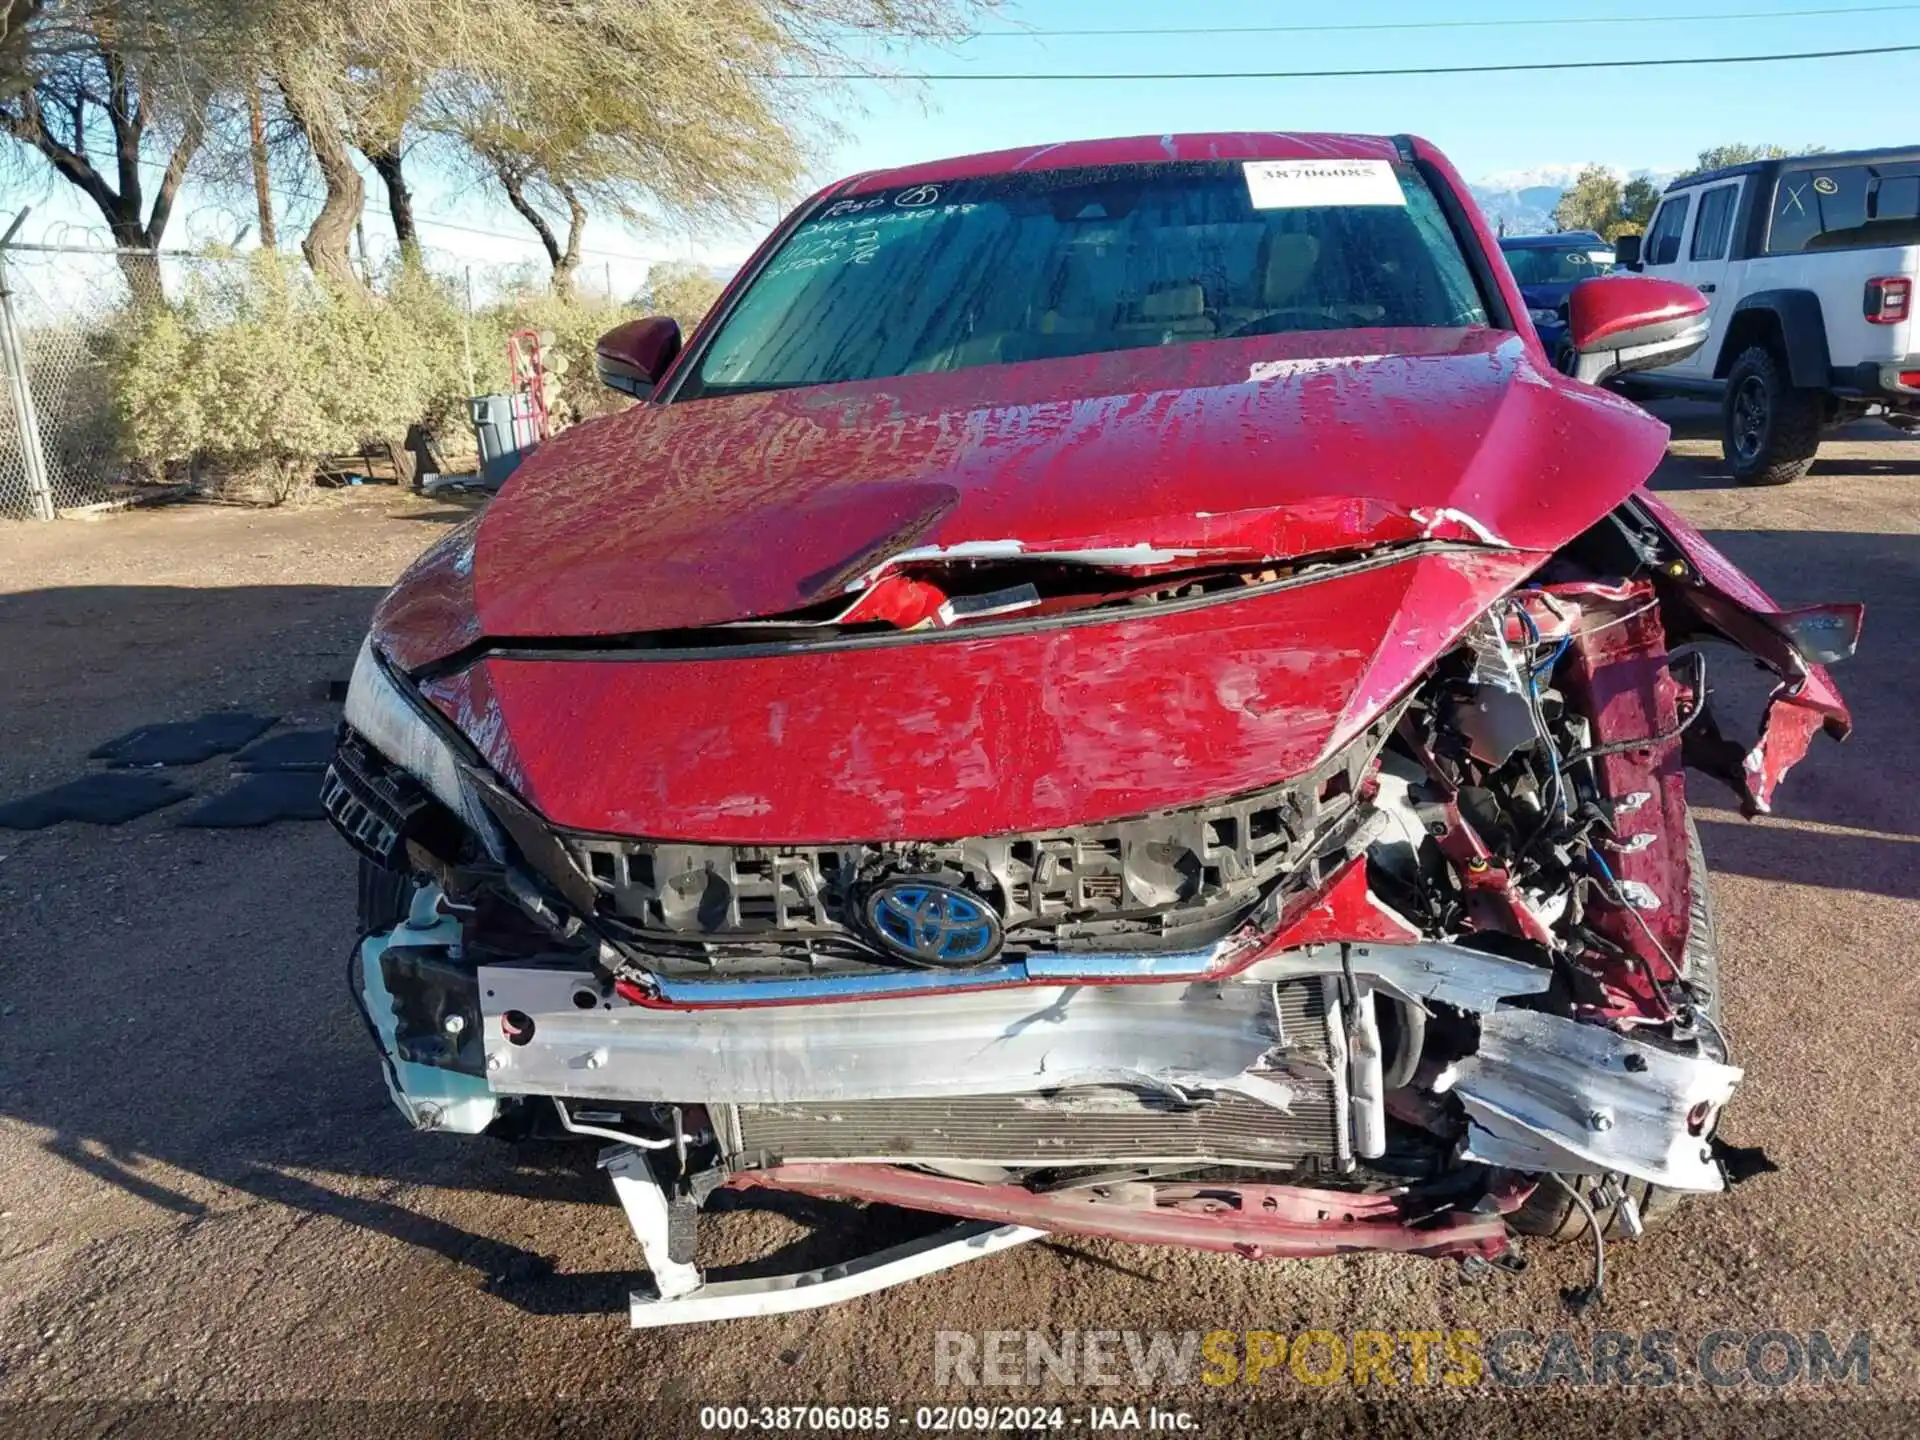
<box><xmin>1643</xmin><ymin>195</ymin><xmax>1692</xmax><ymax>266</ymax></box>
<box><xmin>1689</xmin><ymin>184</ymin><xmax>1738</xmax><ymax>262</ymax></box>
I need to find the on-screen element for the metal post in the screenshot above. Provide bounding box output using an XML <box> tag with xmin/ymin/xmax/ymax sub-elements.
<box><xmin>462</xmin><ymin>264</ymin><xmax>477</xmax><ymax>399</ymax></box>
<box><xmin>0</xmin><ymin>209</ymin><xmax>55</xmax><ymax>521</ymax></box>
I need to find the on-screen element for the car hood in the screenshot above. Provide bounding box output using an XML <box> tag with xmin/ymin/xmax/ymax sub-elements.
<box><xmin>374</xmin><ymin>328</ymin><xmax>1667</xmax><ymax>669</ymax></box>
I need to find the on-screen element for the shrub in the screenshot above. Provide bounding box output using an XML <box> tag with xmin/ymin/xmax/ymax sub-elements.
<box><xmin>105</xmin><ymin>254</ymin><xmax>653</xmax><ymax>502</ymax></box>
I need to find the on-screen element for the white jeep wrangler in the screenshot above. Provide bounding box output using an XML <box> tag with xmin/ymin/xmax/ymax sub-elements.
<box><xmin>1617</xmin><ymin>146</ymin><xmax>1919</xmax><ymax>485</ymax></box>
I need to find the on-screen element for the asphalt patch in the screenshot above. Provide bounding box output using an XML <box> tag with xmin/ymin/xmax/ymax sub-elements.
<box><xmin>178</xmin><ymin>771</ymin><xmax>326</xmax><ymax>828</ymax></box>
<box><xmin>90</xmin><ymin>712</ymin><xmax>279</xmax><ymax>768</ymax></box>
<box><xmin>234</xmin><ymin>728</ymin><xmax>336</xmax><ymax>772</ymax></box>
<box><xmin>0</xmin><ymin>773</ymin><xmax>192</xmax><ymax>829</ymax></box>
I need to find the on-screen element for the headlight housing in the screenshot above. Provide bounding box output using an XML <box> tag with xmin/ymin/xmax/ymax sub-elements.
<box><xmin>1528</xmin><ymin>306</ymin><xmax>1562</xmax><ymax>326</ymax></box>
<box><xmin>342</xmin><ymin>636</ymin><xmax>500</xmax><ymax>852</ymax></box>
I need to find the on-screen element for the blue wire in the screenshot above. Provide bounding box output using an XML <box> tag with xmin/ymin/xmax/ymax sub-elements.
<box><xmin>1514</xmin><ymin>596</ymin><xmax>1572</xmax><ymax>677</ymax></box>
<box><xmin>1536</xmin><ymin>630</ymin><xmax>1573</xmax><ymax>676</ymax></box>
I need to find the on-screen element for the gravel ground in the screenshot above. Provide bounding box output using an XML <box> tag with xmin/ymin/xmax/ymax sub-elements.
<box><xmin>2</xmin><ymin>410</ymin><xmax>1917</xmax><ymax>1438</ymax></box>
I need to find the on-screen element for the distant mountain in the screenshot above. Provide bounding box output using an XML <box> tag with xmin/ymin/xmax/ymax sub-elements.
<box><xmin>1468</xmin><ymin>163</ymin><xmax>1687</xmax><ymax>238</ymax></box>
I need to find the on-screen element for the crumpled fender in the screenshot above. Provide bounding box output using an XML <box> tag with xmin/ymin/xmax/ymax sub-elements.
<box><xmin>1636</xmin><ymin>491</ymin><xmax>1861</xmax><ymax>814</ymax></box>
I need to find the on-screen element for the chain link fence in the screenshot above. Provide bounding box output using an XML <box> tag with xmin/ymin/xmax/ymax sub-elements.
<box><xmin>0</xmin><ymin>243</ymin><xmax>249</xmax><ymax>519</ymax></box>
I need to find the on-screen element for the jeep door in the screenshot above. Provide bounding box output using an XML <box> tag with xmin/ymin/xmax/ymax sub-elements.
<box><xmin>1665</xmin><ymin>179</ymin><xmax>1744</xmax><ymax>377</ymax></box>
<box><xmin>1635</xmin><ymin>190</ymin><xmax>1696</xmax><ymax>378</ymax></box>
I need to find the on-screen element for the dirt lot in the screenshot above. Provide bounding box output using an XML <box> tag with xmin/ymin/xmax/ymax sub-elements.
<box><xmin>2</xmin><ymin>408</ymin><xmax>1918</xmax><ymax>1437</ymax></box>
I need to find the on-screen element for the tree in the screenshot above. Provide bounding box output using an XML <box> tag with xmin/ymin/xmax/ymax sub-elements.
<box><xmin>1552</xmin><ymin>165</ymin><xmax>1624</xmax><ymax>239</ymax></box>
<box><xmin>0</xmin><ymin>1</ymin><xmax>226</xmax><ymax>285</ymax></box>
<box><xmin>429</xmin><ymin>0</ymin><xmax>979</xmax><ymax>292</ymax></box>
<box><xmin>642</xmin><ymin>260</ymin><xmax>725</xmax><ymax>330</ymax></box>
<box><xmin>352</xmin><ymin>76</ymin><xmax>423</xmax><ymax>266</ymax></box>
<box><xmin>1694</xmin><ymin>143</ymin><xmax>1791</xmax><ymax>173</ymax></box>
<box><xmin>1</xmin><ymin>0</ymin><xmax>52</xmax><ymax>99</ymax></box>
<box><xmin>1619</xmin><ymin>176</ymin><xmax>1660</xmax><ymax>237</ymax></box>
<box><xmin>6</xmin><ymin>0</ymin><xmax>988</xmax><ymax>300</ymax></box>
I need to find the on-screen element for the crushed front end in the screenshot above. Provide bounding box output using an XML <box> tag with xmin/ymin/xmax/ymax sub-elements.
<box><xmin>328</xmin><ymin>498</ymin><xmax>1857</xmax><ymax>1323</ymax></box>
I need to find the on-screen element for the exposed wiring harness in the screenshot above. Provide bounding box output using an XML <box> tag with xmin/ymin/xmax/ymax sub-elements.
<box><xmin>1563</xmin><ymin>650</ymin><xmax>1709</xmax><ymax>765</ymax></box>
<box><xmin>1588</xmin><ymin>849</ymin><xmax>1680</xmax><ymax>1022</ymax></box>
<box><xmin>1552</xmin><ymin>1174</ymin><xmax>1608</xmax><ymax>1314</ymax></box>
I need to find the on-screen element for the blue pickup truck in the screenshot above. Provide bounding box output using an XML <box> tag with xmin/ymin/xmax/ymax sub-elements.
<box><xmin>1498</xmin><ymin>231</ymin><xmax>1618</xmax><ymax>371</ymax></box>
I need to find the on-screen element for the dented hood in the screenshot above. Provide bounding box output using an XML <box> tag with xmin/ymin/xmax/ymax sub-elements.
<box><xmin>378</xmin><ymin>328</ymin><xmax>1668</xmax><ymax>664</ymax></box>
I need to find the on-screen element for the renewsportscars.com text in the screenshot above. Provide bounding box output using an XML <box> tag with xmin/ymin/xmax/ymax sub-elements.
<box><xmin>934</xmin><ymin>1328</ymin><xmax>1872</xmax><ymax>1389</ymax></box>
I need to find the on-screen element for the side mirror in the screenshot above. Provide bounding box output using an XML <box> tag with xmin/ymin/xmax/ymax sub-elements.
<box><xmin>595</xmin><ymin>316</ymin><xmax>683</xmax><ymax>398</ymax></box>
<box><xmin>1612</xmin><ymin>233</ymin><xmax>1643</xmax><ymax>271</ymax></box>
<box><xmin>1567</xmin><ymin>276</ymin><xmax>1708</xmax><ymax>386</ymax></box>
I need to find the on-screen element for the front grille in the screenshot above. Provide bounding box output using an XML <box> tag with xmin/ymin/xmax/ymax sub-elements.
<box><xmin>722</xmin><ymin>978</ymin><xmax>1347</xmax><ymax>1170</ymax></box>
<box><xmin>560</xmin><ymin>720</ymin><xmax>1389</xmax><ymax>966</ymax></box>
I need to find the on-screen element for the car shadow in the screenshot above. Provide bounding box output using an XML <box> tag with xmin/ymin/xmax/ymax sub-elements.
<box><xmin>1695</xmin><ymin>815</ymin><xmax>1920</xmax><ymax>903</ymax></box>
<box><xmin>1809</xmin><ymin>455</ymin><xmax>1920</xmax><ymax>477</ymax></box>
<box><xmin>1641</xmin><ymin>398</ymin><xmax>1914</xmax><ymax>489</ymax></box>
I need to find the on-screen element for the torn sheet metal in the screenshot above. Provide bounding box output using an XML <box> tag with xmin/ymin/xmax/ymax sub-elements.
<box><xmin>1447</xmin><ymin>1008</ymin><xmax>1741</xmax><ymax>1191</ymax></box>
<box><xmin>1634</xmin><ymin>490</ymin><xmax>1859</xmax><ymax>815</ymax></box>
<box><xmin>478</xmin><ymin>965</ymin><xmax>1284</xmax><ymax>1105</ymax></box>
<box><xmin>1743</xmin><ymin>695</ymin><xmax>1831</xmax><ymax>815</ymax></box>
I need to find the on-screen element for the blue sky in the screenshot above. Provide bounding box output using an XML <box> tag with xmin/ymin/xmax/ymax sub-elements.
<box><xmin>821</xmin><ymin>0</ymin><xmax>1914</xmax><ymax>182</ymax></box>
<box><xmin>3</xmin><ymin>0</ymin><xmax>1916</xmax><ymax>290</ymax></box>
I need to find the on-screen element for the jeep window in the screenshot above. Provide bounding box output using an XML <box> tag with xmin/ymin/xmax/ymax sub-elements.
<box><xmin>680</xmin><ymin>161</ymin><xmax>1490</xmax><ymax>398</ymax></box>
<box><xmin>1643</xmin><ymin>195</ymin><xmax>1692</xmax><ymax>267</ymax></box>
<box><xmin>1499</xmin><ymin>244</ymin><xmax>1616</xmax><ymax>285</ymax></box>
<box><xmin>1689</xmin><ymin>184</ymin><xmax>1738</xmax><ymax>262</ymax></box>
<box><xmin>1769</xmin><ymin>164</ymin><xmax>1920</xmax><ymax>253</ymax></box>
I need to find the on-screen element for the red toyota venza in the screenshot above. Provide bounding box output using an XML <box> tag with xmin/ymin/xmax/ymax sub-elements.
<box><xmin>324</xmin><ymin>133</ymin><xmax>1860</xmax><ymax>1324</ymax></box>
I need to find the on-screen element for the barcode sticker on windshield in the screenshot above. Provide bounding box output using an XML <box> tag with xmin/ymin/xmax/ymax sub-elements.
<box><xmin>1243</xmin><ymin>159</ymin><xmax>1405</xmax><ymax>210</ymax></box>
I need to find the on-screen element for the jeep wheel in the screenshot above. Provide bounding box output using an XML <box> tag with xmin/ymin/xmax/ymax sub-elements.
<box><xmin>1722</xmin><ymin>345</ymin><xmax>1821</xmax><ymax>486</ymax></box>
<box><xmin>1508</xmin><ymin>814</ymin><xmax>1722</xmax><ymax>1242</ymax></box>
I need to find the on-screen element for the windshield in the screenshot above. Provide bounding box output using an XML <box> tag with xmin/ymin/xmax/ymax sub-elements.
<box><xmin>681</xmin><ymin>160</ymin><xmax>1490</xmax><ymax>398</ymax></box>
<box><xmin>1500</xmin><ymin>242</ymin><xmax>1616</xmax><ymax>287</ymax></box>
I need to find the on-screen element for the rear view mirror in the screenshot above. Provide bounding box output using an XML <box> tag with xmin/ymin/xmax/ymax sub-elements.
<box><xmin>595</xmin><ymin>316</ymin><xmax>683</xmax><ymax>398</ymax></box>
<box><xmin>1567</xmin><ymin>276</ymin><xmax>1708</xmax><ymax>386</ymax></box>
<box><xmin>1612</xmin><ymin>233</ymin><xmax>1643</xmax><ymax>271</ymax></box>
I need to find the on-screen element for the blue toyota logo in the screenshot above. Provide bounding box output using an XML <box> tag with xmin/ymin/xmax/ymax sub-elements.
<box><xmin>864</xmin><ymin>881</ymin><xmax>1003</xmax><ymax>967</ymax></box>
